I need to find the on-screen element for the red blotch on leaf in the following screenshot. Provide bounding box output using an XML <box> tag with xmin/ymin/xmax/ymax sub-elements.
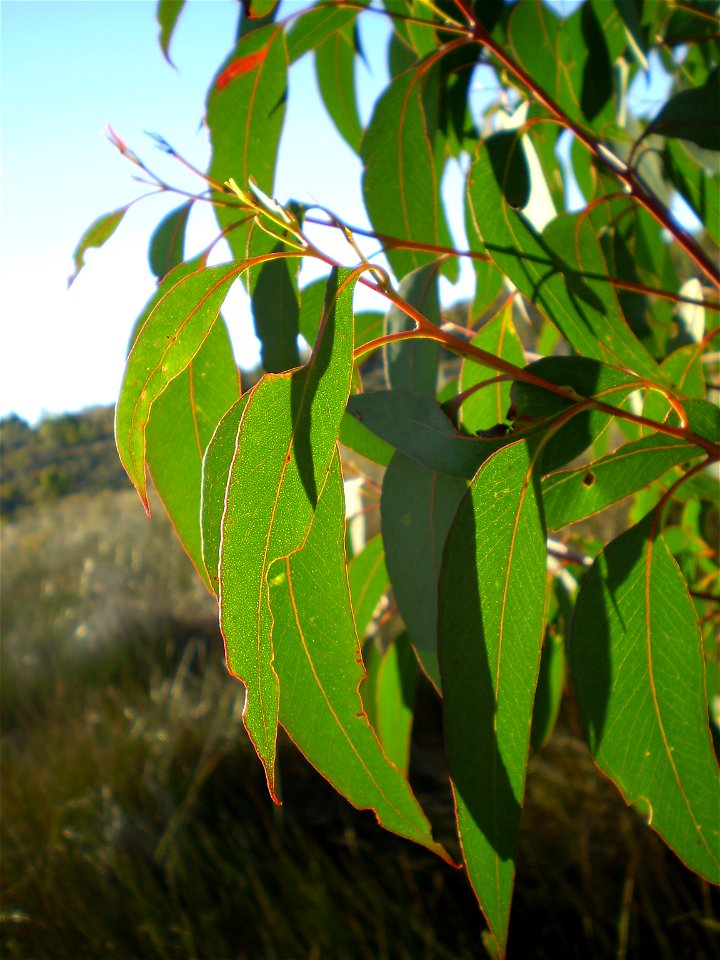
<box><xmin>216</xmin><ymin>47</ymin><xmax>268</xmax><ymax>90</ymax></box>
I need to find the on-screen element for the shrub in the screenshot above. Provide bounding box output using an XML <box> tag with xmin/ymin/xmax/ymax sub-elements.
<box><xmin>77</xmin><ymin>1</ymin><xmax>719</xmax><ymax>953</ymax></box>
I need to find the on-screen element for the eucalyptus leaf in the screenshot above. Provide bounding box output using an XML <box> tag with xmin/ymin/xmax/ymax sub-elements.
<box><xmin>571</xmin><ymin>514</ymin><xmax>720</xmax><ymax>883</ymax></box>
<box><xmin>439</xmin><ymin>439</ymin><xmax>547</xmax><ymax>954</ymax></box>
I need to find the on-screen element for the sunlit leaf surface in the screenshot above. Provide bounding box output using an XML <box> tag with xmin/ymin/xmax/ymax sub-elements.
<box><xmin>571</xmin><ymin>514</ymin><xmax>720</xmax><ymax>883</ymax></box>
<box><xmin>439</xmin><ymin>439</ymin><xmax>547</xmax><ymax>953</ymax></box>
<box><xmin>218</xmin><ymin>270</ymin><xmax>357</xmax><ymax>798</ymax></box>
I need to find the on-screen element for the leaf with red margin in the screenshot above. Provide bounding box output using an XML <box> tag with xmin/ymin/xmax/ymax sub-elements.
<box><xmin>69</xmin><ymin>204</ymin><xmax>131</xmax><ymax>287</ymax></box>
<box><xmin>362</xmin><ymin>632</ymin><xmax>418</xmax><ymax>774</ymax></box>
<box><xmin>438</xmin><ymin>438</ymin><xmax>548</xmax><ymax>955</ymax></box>
<box><xmin>348</xmin><ymin>533</ymin><xmax>389</xmax><ymax>642</ymax></box>
<box><xmin>269</xmin><ymin>452</ymin><xmax>450</xmax><ymax>860</ymax></box>
<box><xmin>459</xmin><ymin>300</ymin><xmax>525</xmax><ymax>435</ymax></box>
<box><xmin>286</xmin><ymin>2</ymin><xmax>366</xmax><ymax>64</ymax></box>
<box><xmin>218</xmin><ymin>268</ymin><xmax>357</xmax><ymax>800</ymax></box>
<box><xmin>542</xmin><ymin>433</ymin><xmax>701</xmax><ymax>532</ymax></box>
<box><xmin>570</xmin><ymin>513</ymin><xmax>720</xmax><ymax>883</ymax></box>
<box><xmin>200</xmin><ymin>395</ymin><xmax>251</xmax><ymax>595</ymax></box>
<box><xmin>315</xmin><ymin>24</ymin><xmax>363</xmax><ymax>153</ymax></box>
<box><xmin>207</xmin><ymin>23</ymin><xmax>287</xmax><ymax>257</ymax></box>
<box><xmin>116</xmin><ymin>257</ymin><xmax>248</xmax><ymax>509</ymax></box>
<box><xmin>148</xmin><ymin>200</ymin><xmax>193</xmax><ymax>281</ymax></box>
<box><xmin>361</xmin><ymin>51</ymin><xmax>455</xmax><ymax>280</ymax></box>
<box><xmin>467</xmin><ymin>133</ymin><xmax>666</xmax><ymax>385</ymax></box>
<box><xmin>145</xmin><ymin>316</ymin><xmax>240</xmax><ymax>592</ymax></box>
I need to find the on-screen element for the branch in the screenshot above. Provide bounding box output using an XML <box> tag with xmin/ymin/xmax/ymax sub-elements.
<box><xmin>466</xmin><ymin>21</ymin><xmax>720</xmax><ymax>287</ymax></box>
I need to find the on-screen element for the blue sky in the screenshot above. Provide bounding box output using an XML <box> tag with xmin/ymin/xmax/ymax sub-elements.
<box><xmin>1</xmin><ymin>0</ymin><xmax>392</xmax><ymax>423</ymax></box>
<box><xmin>1</xmin><ymin>0</ymin><xmax>673</xmax><ymax>424</ymax></box>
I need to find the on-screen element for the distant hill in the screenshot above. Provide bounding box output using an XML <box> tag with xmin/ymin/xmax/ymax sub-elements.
<box><xmin>1</xmin><ymin>406</ymin><xmax>129</xmax><ymax>519</ymax></box>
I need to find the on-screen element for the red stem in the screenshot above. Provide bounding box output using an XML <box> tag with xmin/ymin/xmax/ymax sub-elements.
<box><xmin>304</xmin><ymin>216</ymin><xmax>719</xmax><ymax>311</ymax></box>
<box><xmin>468</xmin><ymin>21</ymin><xmax>720</xmax><ymax>287</ymax></box>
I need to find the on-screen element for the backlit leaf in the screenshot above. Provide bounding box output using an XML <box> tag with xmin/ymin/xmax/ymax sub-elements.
<box><xmin>270</xmin><ymin>453</ymin><xmax>450</xmax><ymax>860</ymax></box>
<box><xmin>157</xmin><ymin>0</ymin><xmax>185</xmax><ymax>64</ymax></box>
<box><xmin>510</xmin><ymin>356</ymin><xmax>642</xmax><ymax>473</ymax></box>
<box><xmin>459</xmin><ymin>301</ymin><xmax>525</xmax><ymax>434</ymax></box>
<box><xmin>542</xmin><ymin>433</ymin><xmax>701</xmax><ymax>531</ymax></box>
<box><xmin>361</xmin><ymin>55</ymin><xmax>453</xmax><ymax>279</ymax></box>
<box><xmin>362</xmin><ymin>632</ymin><xmax>418</xmax><ymax>774</ymax></box>
<box><xmin>146</xmin><ymin>316</ymin><xmax>240</xmax><ymax>590</ymax></box>
<box><xmin>69</xmin><ymin>205</ymin><xmax>130</xmax><ymax>287</ymax></box>
<box><xmin>339</xmin><ymin>411</ymin><xmax>394</xmax><ymax>466</ymax></box>
<box><xmin>200</xmin><ymin>395</ymin><xmax>251</xmax><ymax>594</ymax></box>
<box><xmin>250</xmin><ymin>240</ymin><xmax>301</xmax><ymax>373</ymax></box>
<box><xmin>148</xmin><ymin>200</ymin><xmax>193</xmax><ymax>281</ymax></box>
<box><xmin>530</xmin><ymin>580</ymin><xmax>568</xmax><ymax>751</ymax></box>
<box><xmin>571</xmin><ymin>514</ymin><xmax>720</xmax><ymax>883</ymax></box>
<box><xmin>348</xmin><ymin>533</ymin><xmax>389</xmax><ymax>642</ymax></box>
<box><xmin>286</xmin><ymin>2</ymin><xmax>363</xmax><ymax>63</ymax></box>
<box><xmin>508</xmin><ymin>1</ymin><xmax>614</xmax><ymax>127</ymax></box>
<box><xmin>382</xmin><ymin>453</ymin><xmax>466</xmax><ymax>690</ymax></box>
<box><xmin>663</xmin><ymin>139</ymin><xmax>720</xmax><ymax>246</ymax></box>
<box><xmin>116</xmin><ymin>257</ymin><xmax>245</xmax><ymax>508</ymax></box>
<box><xmin>385</xmin><ymin>262</ymin><xmax>442</xmax><ymax>396</ymax></box>
<box><xmin>207</xmin><ymin>24</ymin><xmax>288</xmax><ymax>257</ymax></box>
<box><xmin>218</xmin><ymin>269</ymin><xmax>357</xmax><ymax>799</ymax></box>
<box><xmin>315</xmin><ymin>25</ymin><xmax>363</xmax><ymax>152</ymax></box>
<box><xmin>438</xmin><ymin>439</ymin><xmax>548</xmax><ymax>954</ymax></box>
<box><xmin>647</xmin><ymin>68</ymin><xmax>720</xmax><ymax>151</ymax></box>
<box><xmin>467</xmin><ymin>133</ymin><xmax>664</xmax><ymax>382</ymax></box>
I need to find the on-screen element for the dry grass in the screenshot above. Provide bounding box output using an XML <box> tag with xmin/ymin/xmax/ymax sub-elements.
<box><xmin>1</xmin><ymin>489</ymin><xmax>718</xmax><ymax>958</ymax></box>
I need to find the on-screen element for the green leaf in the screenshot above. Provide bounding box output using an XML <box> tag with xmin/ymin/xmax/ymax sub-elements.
<box><xmin>207</xmin><ymin>24</ymin><xmax>288</xmax><ymax>256</ymax></box>
<box><xmin>218</xmin><ymin>269</ymin><xmax>357</xmax><ymax>799</ymax></box>
<box><xmin>570</xmin><ymin>514</ymin><xmax>720</xmax><ymax>883</ymax></box>
<box><xmin>510</xmin><ymin>356</ymin><xmax>641</xmax><ymax>473</ymax></box>
<box><xmin>685</xmin><ymin>398</ymin><xmax>720</xmax><ymax>443</ymax></box>
<box><xmin>348</xmin><ymin>533</ymin><xmax>389</xmax><ymax>641</ymax></box>
<box><xmin>146</xmin><ymin>316</ymin><xmax>240</xmax><ymax>590</ymax></box>
<box><xmin>243</xmin><ymin>0</ymin><xmax>279</xmax><ymax>21</ymax></box>
<box><xmin>148</xmin><ymin>201</ymin><xmax>193</xmax><ymax>281</ymax></box>
<box><xmin>382</xmin><ymin>453</ymin><xmax>467</xmax><ymax>690</ymax></box>
<box><xmin>647</xmin><ymin>68</ymin><xmax>720</xmax><ymax>151</ymax></box>
<box><xmin>467</xmin><ymin>133</ymin><xmax>663</xmax><ymax>383</ymax></box>
<box><xmin>663</xmin><ymin>139</ymin><xmax>720</xmax><ymax>246</ymax></box>
<box><xmin>116</xmin><ymin>257</ymin><xmax>244</xmax><ymax>508</ymax></box>
<box><xmin>438</xmin><ymin>439</ymin><xmax>548</xmax><ymax>954</ymax></box>
<box><xmin>542</xmin><ymin>212</ymin><xmax>662</xmax><ymax>381</ymax></box>
<box><xmin>530</xmin><ymin>582</ymin><xmax>567</xmax><ymax>751</ymax></box>
<box><xmin>385</xmin><ymin>262</ymin><xmax>442</xmax><ymax>396</ymax></box>
<box><xmin>200</xmin><ymin>395</ymin><xmax>251</xmax><ymax>594</ymax></box>
<box><xmin>157</xmin><ymin>0</ymin><xmax>185</xmax><ymax>64</ymax></box>
<box><xmin>543</xmin><ymin>433</ymin><xmax>702</xmax><ymax>531</ymax></box>
<box><xmin>286</xmin><ymin>2</ymin><xmax>363</xmax><ymax>63</ymax></box>
<box><xmin>507</xmin><ymin>0</ymin><xmax>614</xmax><ymax>128</ymax></box>
<box><xmin>339</xmin><ymin>410</ymin><xmax>394</xmax><ymax>466</ymax></box>
<box><xmin>361</xmin><ymin>55</ymin><xmax>453</xmax><ymax>280</ymax></box>
<box><xmin>250</xmin><ymin>242</ymin><xmax>301</xmax><ymax>373</ymax></box>
<box><xmin>459</xmin><ymin>301</ymin><xmax>525</xmax><ymax>434</ymax></box>
<box><xmin>69</xmin><ymin>205</ymin><xmax>130</xmax><ymax>287</ymax></box>
<box><xmin>348</xmin><ymin>390</ymin><xmax>508</xmax><ymax>477</ymax></box>
<box><xmin>315</xmin><ymin>25</ymin><xmax>363</xmax><ymax>152</ymax></box>
<box><xmin>643</xmin><ymin>342</ymin><xmax>706</xmax><ymax>429</ymax></box>
<box><xmin>362</xmin><ymin>633</ymin><xmax>418</xmax><ymax>773</ymax></box>
<box><xmin>270</xmin><ymin>453</ymin><xmax>450</xmax><ymax>860</ymax></box>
